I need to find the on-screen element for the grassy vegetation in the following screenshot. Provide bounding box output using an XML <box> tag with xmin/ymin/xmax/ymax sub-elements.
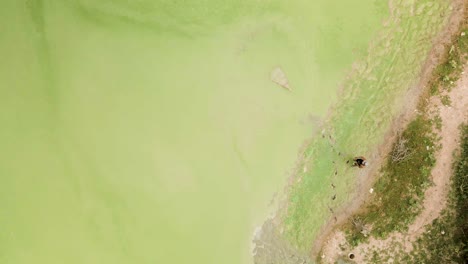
<box><xmin>362</xmin><ymin>124</ymin><xmax>468</xmax><ymax>264</ymax></box>
<box><xmin>430</xmin><ymin>29</ymin><xmax>468</xmax><ymax>96</ymax></box>
<box><xmin>391</xmin><ymin>124</ymin><xmax>468</xmax><ymax>263</ymax></box>
<box><xmin>345</xmin><ymin>112</ymin><xmax>439</xmax><ymax>246</ymax></box>
<box><xmin>344</xmin><ymin>26</ymin><xmax>467</xmax><ymax>247</ymax></box>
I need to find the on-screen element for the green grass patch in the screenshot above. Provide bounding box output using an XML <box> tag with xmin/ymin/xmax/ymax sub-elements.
<box><xmin>395</xmin><ymin>124</ymin><xmax>468</xmax><ymax>263</ymax></box>
<box><xmin>440</xmin><ymin>94</ymin><xmax>452</xmax><ymax>106</ymax></box>
<box><xmin>345</xmin><ymin>113</ymin><xmax>439</xmax><ymax>246</ymax></box>
<box><xmin>429</xmin><ymin>28</ymin><xmax>468</xmax><ymax>96</ymax></box>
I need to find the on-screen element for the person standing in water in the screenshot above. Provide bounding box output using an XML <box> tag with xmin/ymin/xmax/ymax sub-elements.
<box><xmin>353</xmin><ymin>156</ymin><xmax>367</xmax><ymax>168</ymax></box>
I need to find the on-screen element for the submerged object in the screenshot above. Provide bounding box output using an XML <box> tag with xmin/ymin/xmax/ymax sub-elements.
<box><xmin>270</xmin><ymin>67</ymin><xmax>291</xmax><ymax>91</ymax></box>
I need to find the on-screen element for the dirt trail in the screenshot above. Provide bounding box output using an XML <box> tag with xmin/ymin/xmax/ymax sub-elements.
<box><xmin>409</xmin><ymin>67</ymin><xmax>468</xmax><ymax>237</ymax></box>
<box><xmin>315</xmin><ymin>1</ymin><xmax>467</xmax><ymax>262</ymax></box>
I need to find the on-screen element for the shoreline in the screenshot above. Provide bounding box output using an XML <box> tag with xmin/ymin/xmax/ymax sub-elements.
<box><xmin>311</xmin><ymin>0</ymin><xmax>468</xmax><ymax>260</ymax></box>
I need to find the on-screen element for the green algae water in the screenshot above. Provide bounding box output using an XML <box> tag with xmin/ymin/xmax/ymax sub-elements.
<box><xmin>0</xmin><ymin>0</ymin><xmax>450</xmax><ymax>263</ymax></box>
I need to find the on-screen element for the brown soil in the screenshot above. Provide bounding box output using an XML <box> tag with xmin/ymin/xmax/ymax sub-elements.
<box><xmin>314</xmin><ymin>0</ymin><xmax>468</xmax><ymax>262</ymax></box>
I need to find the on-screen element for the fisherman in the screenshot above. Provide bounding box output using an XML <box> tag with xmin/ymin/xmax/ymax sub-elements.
<box><xmin>353</xmin><ymin>156</ymin><xmax>367</xmax><ymax>168</ymax></box>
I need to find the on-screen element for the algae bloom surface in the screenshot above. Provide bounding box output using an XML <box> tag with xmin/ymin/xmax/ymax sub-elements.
<box><xmin>0</xmin><ymin>0</ymin><xmax>448</xmax><ymax>263</ymax></box>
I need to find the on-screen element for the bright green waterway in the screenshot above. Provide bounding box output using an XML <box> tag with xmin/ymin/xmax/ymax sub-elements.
<box><xmin>0</xmin><ymin>0</ymin><xmax>449</xmax><ymax>263</ymax></box>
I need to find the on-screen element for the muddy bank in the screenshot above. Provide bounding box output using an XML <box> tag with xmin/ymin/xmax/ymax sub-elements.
<box><xmin>316</xmin><ymin>0</ymin><xmax>468</xmax><ymax>262</ymax></box>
